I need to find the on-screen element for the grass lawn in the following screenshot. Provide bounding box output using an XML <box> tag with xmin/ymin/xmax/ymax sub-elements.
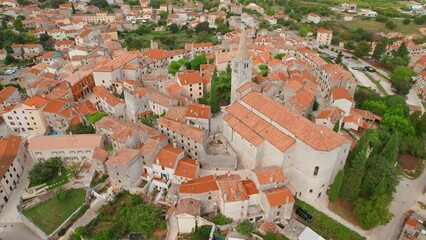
<box><xmin>28</xmin><ymin>167</ymin><xmax>69</xmax><ymax>190</ymax></box>
<box><xmin>340</xmin><ymin>19</ymin><xmax>426</xmax><ymax>35</ymax></box>
<box><xmin>295</xmin><ymin>198</ymin><xmax>365</xmax><ymax>240</ymax></box>
<box><xmin>23</xmin><ymin>188</ymin><xmax>86</xmax><ymax>234</ymax></box>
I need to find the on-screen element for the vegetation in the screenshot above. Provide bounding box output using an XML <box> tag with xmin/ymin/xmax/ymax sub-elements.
<box><xmin>73</xmin><ymin>191</ymin><xmax>165</xmax><ymax>239</ymax></box>
<box><xmin>211</xmin><ymin>213</ymin><xmax>232</xmax><ymax>225</ymax></box>
<box><xmin>236</xmin><ymin>220</ymin><xmax>254</xmax><ymax>235</ymax></box>
<box><xmin>390</xmin><ymin>66</ymin><xmax>414</xmax><ymax>95</ymax></box>
<box><xmin>23</xmin><ymin>188</ymin><xmax>86</xmax><ymax>234</ymax></box>
<box><xmin>66</xmin><ymin>123</ymin><xmax>95</xmax><ymax>134</ymax></box>
<box><xmin>188</xmin><ymin>225</ymin><xmax>212</xmax><ymax>240</ymax></box>
<box><xmin>329</xmin><ymin>170</ymin><xmax>344</xmax><ymax>202</ymax></box>
<box><xmin>336</xmin><ymin>86</ymin><xmax>426</xmax><ymax>229</ymax></box>
<box><xmin>86</xmin><ymin>112</ymin><xmax>107</xmax><ymax>124</ymax></box>
<box><xmin>29</xmin><ymin>157</ymin><xmax>62</xmax><ymax>186</ymax></box>
<box><xmin>140</xmin><ymin>113</ymin><xmax>161</xmax><ymax>127</ymax></box>
<box><xmin>263</xmin><ymin>232</ymin><xmax>289</xmax><ymax>240</ymax></box>
<box><xmin>209</xmin><ymin>69</ymin><xmax>219</xmax><ymax>114</ymax></box>
<box><xmin>295</xmin><ymin>199</ymin><xmax>365</xmax><ymax>240</ymax></box>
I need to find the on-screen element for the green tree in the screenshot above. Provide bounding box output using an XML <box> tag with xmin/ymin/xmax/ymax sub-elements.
<box><xmin>72</xmin><ymin>3</ymin><xmax>77</xmax><ymax>14</ymax></box>
<box><xmin>390</xmin><ymin>66</ymin><xmax>414</xmax><ymax>95</ymax></box>
<box><xmin>385</xmin><ymin>21</ymin><xmax>397</xmax><ymax>30</ymax></box>
<box><xmin>190</xmin><ymin>54</ymin><xmax>207</xmax><ymax>70</ymax></box>
<box><xmin>329</xmin><ymin>170</ymin><xmax>344</xmax><ymax>202</ymax></box>
<box><xmin>66</xmin><ymin>123</ymin><xmax>95</xmax><ymax>134</ymax></box>
<box><xmin>211</xmin><ymin>213</ymin><xmax>232</xmax><ymax>225</ymax></box>
<box><xmin>210</xmin><ymin>69</ymin><xmax>219</xmax><ymax>114</ymax></box>
<box><xmin>344</xmin><ymin>41</ymin><xmax>355</xmax><ymax>50</ymax></box>
<box><xmin>13</xmin><ymin>16</ymin><xmax>24</xmax><ymax>32</ymax></box>
<box><xmin>373</xmin><ymin>42</ymin><xmax>386</xmax><ymax>60</ymax></box>
<box><xmin>29</xmin><ymin>157</ymin><xmax>62</xmax><ymax>184</ymax></box>
<box><xmin>340</xmin><ymin>132</ymin><xmax>370</xmax><ymax>202</ymax></box>
<box><xmin>275</xmin><ymin>53</ymin><xmax>285</xmax><ymax>60</ymax></box>
<box><xmin>169</xmin><ymin>23</ymin><xmax>178</xmax><ymax>33</ymax></box>
<box><xmin>264</xmin><ymin>232</ymin><xmax>287</xmax><ymax>240</ymax></box>
<box><xmin>382</xmin><ymin>114</ymin><xmax>415</xmax><ymax>135</ymax></box>
<box><xmin>55</xmin><ymin>187</ymin><xmax>68</xmax><ymax>200</ymax></box>
<box><xmin>403</xmin><ymin>18</ymin><xmax>411</xmax><ymax>25</ymax></box>
<box><xmin>195</xmin><ymin>21</ymin><xmax>210</xmax><ymax>33</ymax></box>
<box><xmin>333</xmin><ymin>120</ymin><xmax>340</xmax><ymax>132</ymax></box>
<box><xmin>236</xmin><ymin>220</ymin><xmax>254</xmax><ymax>235</ymax></box>
<box><xmin>354</xmin><ymin>41</ymin><xmax>371</xmax><ymax>57</ymax></box>
<box><xmin>88</xmin><ymin>0</ymin><xmax>109</xmax><ymax>9</ymax></box>
<box><xmin>4</xmin><ymin>55</ymin><xmax>18</xmax><ymax>65</ymax></box>
<box><xmin>354</xmin><ymin>194</ymin><xmax>393</xmax><ymax>230</ymax></box>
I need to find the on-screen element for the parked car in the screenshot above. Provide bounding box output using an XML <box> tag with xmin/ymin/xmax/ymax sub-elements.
<box><xmin>296</xmin><ymin>207</ymin><xmax>313</xmax><ymax>222</ymax></box>
<box><xmin>363</xmin><ymin>66</ymin><xmax>376</xmax><ymax>72</ymax></box>
<box><xmin>4</xmin><ymin>69</ymin><xmax>15</xmax><ymax>75</ymax></box>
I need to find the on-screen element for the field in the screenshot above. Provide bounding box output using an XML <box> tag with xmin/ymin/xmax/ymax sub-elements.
<box><xmin>340</xmin><ymin>19</ymin><xmax>426</xmax><ymax>35</ymax></box>
<box><xmin>122</xmin><ymin>30</ymin><xmax>215</xmax><ymax>50</ymax></box>
<box><xmin>23</xmin><ymin>188</ymin><xmax>85</xmax><ymax>234</ymax></box>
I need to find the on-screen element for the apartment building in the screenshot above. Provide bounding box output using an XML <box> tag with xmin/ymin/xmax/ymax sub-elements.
<box><xmin>28</xmin><ymin>134</ymin><xmax>104</xmax><ymax>162</ymax></box>
<box><xmin>0</xmin><ymin>136</ymin><xmax>26</xmax><ymax>211</ymax></box>
<box><xmin>2</xmin><ymin>95</ymin><xmax>50</xmax><ymax>135</ymax></box>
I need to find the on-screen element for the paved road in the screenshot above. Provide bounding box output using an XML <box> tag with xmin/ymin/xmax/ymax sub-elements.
<box><xmin>0</xmin><ymin>222</ymin><xmax>42</xmax><ymax>240</ymax></box>
<box><xmin>367</xmin><ymin>170</ymin><xmax>426</xmax><ymax>240</ymax></box>
<box><xmin>0</xmin><ymin>67</ymin><xmax>28</xmax><ymax>85</ymax></box>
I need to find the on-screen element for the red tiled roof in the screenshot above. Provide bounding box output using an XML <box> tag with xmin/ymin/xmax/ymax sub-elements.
<box><xmin>263</xmin><ymin>186</ymin><xmax>294</xmax><ymax>207</ymax></box>
<box><xmin>179</xmin><ymin>175</ymin><xmax>219</xmax><ymax>194</ymax></box>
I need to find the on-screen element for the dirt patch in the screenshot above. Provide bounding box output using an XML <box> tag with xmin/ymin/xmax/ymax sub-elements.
<box><xmin>328</xmin><ymin>199</ymin><xmax>357</xmax><ymax>225</ymax></box>
<box><xmin>419</xmin><ymin>28</ymin><xmax>426</xmax><ymax>36</ymax></box>
<box><xmin>398</xmin><ymin>153</ymin><xmax>421</xmax><ymax>171</ymax></box>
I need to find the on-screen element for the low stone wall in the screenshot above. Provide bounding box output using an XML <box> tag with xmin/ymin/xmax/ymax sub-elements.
<box><xmin>200</xmin><ymin>154</ymin><xmax>237</xmax><ymax>171</ymax></box>
<box><xmin>20</xmin><ymin>213</ymin><xmax>49</xmax><ymax>240</ymax></box>
<box><xmin>20</xmin><ymin>188</ymin><xmax>90</xmax><ymax>240</ymax></box>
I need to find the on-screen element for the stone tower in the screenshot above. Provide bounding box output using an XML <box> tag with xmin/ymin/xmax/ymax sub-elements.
<box><xmin>231</xmin><ymin>30</ymin><xmax>252</xmax><ymax>103</ymax></box>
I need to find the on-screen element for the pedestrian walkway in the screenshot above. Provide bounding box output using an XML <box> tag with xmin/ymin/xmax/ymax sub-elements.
<box><xmin>167</xmin><ymin>216</ymin><xmax>178</xmax><ymax>240</ymax></box>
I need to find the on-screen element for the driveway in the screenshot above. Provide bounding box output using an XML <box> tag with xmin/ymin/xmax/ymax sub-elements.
<box><xmin>367</xmin><ymin>170</ymin><xmax>426</xmax><ymax>240</ymax></box>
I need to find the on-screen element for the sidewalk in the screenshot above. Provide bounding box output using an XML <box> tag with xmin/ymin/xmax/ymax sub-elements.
<box><xmin>167</xmin><ymin>216</ymin><xmax>178</xmax><ymax>240</ymax></box>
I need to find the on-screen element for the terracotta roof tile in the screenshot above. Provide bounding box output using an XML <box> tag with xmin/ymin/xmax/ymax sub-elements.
<box><xmin>179</xmin><ymin>175</ymin><xmax>219</xmax><ymax>194</ymax></box>
<box><xmin>175</xmin><ymin>157</ymin><xmax>198</xmax><ymax>179</ymax></box>
<box><xmin>263</xmin><ymin>186</ymin><xmax>294</xmax><ymax>207</ymax></box>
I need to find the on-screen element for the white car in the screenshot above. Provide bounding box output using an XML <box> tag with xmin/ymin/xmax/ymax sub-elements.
<box><xmin>5</xmin><ymin>68</ymin><xmax>17</xmax><ymax>75</ymax></box>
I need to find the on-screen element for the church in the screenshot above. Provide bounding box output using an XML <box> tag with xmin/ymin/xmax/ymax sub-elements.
<box><xmin>222</xmin><ymin>31</ymin><xmax>351</xmax><ymax>203</ymax></box>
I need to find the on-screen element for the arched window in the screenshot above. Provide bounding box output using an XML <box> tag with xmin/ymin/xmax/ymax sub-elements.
<box><xmin>313</xmin><ymin>166</ymin><xmax>319</xmax><ymax>176</ymax></box>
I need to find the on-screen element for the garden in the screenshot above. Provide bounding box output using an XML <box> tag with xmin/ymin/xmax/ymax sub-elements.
<box><xmin>70</xmin><ymin>191</ymin><xmax>167</xmax><ymax>240</ymax></box>
<box><xmin>22</xmin><ymin>188</ymin><xmax>86</xmax><ymax>234</ymax></box>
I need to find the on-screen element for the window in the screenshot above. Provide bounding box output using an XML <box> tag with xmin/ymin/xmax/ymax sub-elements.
<box><xmin>309</xmin><ymin>189</ymin><xmax>313</xmax><ymax>193</ymax></box>
<box><xmin>277</xmin><ymin>211</ymin><xmax>280</xmax><ymax>216</ymax></box>
<box><xmin>313</xmin><ymin>166</ymin><xmax>319</xmax><ymax>176</ymax></box>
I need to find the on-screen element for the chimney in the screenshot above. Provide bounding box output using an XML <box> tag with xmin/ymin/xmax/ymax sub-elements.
<box><xmin>285</xmin><ymin>196</ymin><xmax>289</xmax><ymax>203</ymax></box>
<box><xmin>269</xmin><ymin>175</ymin><xmax>273</xmax><ymax>183</ymax></box>
<box><xmin>172</xmin><ymin>139</ymin><xmax>177</xmax><ymax>148</ymax></box>
<box><xmin>224</xmin><ymin>193</ymin><xmax>227</xmax><ymax>201</ymax></box>
<box><xmin>156</xmin><ymin>158</ymin><xmax>160</xmax><ymax>165</ymax></box>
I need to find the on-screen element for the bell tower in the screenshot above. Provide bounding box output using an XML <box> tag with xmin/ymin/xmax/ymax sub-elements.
<box><xmin>231</xmin><ymin>30</ymin><xmax>252</xmax><ymax>103</ymax></box>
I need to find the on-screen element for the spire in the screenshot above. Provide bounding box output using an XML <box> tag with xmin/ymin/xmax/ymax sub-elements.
<box><xmin>235</xmin><ymin>30</ymin><xmax>250</xmax><ymax>61</ymax></box>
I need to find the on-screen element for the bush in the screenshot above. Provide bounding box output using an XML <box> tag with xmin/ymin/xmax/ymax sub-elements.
<box><xmin>402</xmin><ymin>18</ymin><xmax>411</xmax><ymax>25</ymax></box>
<box><xmin>385</xmin><ymin>21</ymin><xmax>397</xmax><ymax>30</ymax></box>
<box><xmin>329</xmin><ymin>170</ymin><xmax>344</xmax><ymax>202</ymax></box>
<box><xmin>211</xmin><ymin>214</ymin><xmax>232</xmax><ymax>225</ymax></box>
<box><xmin>236</xmin><ymin>220</ymin><xmax>254</xmax><ymax>235</ymax></box>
